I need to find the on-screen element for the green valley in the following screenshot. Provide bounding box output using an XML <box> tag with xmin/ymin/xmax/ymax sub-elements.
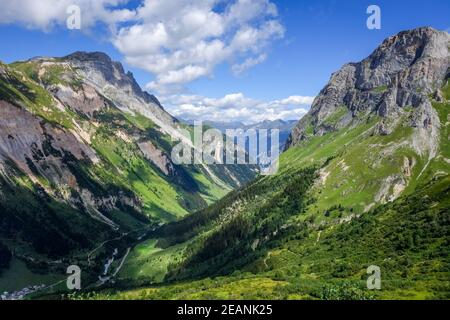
<box><xmin>1</xmin><ymin>26</ymin><xmax>449</xmax><ymax>302</ymax></box>
<box><xmin>66</xmin><ymin>27</ymin><xmax>450</xmax><ymax>301</ymax></box>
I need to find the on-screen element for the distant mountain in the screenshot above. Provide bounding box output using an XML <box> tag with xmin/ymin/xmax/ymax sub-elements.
<box><xmin>244</xmin><ymin>119</ymin><xmax>298</xmax><ymax>131</ymax></box>
<box><xmin>187</xmin><ymin>119</ymin><xmax>298</xmax><ymax>151</ymax></box>
<box><xmin>199</xmin><ymin>120</ymin><xmax>246</xmax><ymax>132</ymax></box>
<box><xmin>243</xmin><ymin>119</ymin><xmax>298</xmax><ymax>151</ymax></box>
<box><xmin>0</xmin><ymin>52</ymin><xmax>255</xmax><ymax>285</ymax></box>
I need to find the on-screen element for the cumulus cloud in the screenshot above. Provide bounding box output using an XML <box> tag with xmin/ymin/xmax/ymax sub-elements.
<box><xmin>112</xmin><ymin>0</ymin><xmax>285</xmax><ymax>91</ymax></box>
<box><xmin>232</xmin><ymin>53</ymin><xmax>267</xmax><ymax>75</ymax></box>
<box><xmin>279</xmin><ymin>95</ymin><xmax>316</xmax><ymax>105</ymax></box>
<box><xmin>0</xmin><ymin>0</ymin><xmax>134</xmax><ymax>30</ymax></box>
<box><xmin>159</xmin><ymin>93</ymin><xmax>314</xmax><ymax>124</ymax></box>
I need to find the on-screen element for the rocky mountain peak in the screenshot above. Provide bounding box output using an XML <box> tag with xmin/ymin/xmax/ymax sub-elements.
<box><xmin>64</xmin><ymin>51</ymin><xmax>113</xmax><ymax>63</ymax></box>
<box><xmin>54</xmin><ymin>51</ymin><xmax>173</xmax><ymax>126</ymax></box>
<box><xmin>355</xmin><ymin>27</ymin><xmax>449</xmax><ymax>90</ymax></box>
<box><xmin>286</xmin><ymin>27</ymin><xmax>449</xmax><ymax>148</ymax></box>
<box><xmin>62</xmin><ymin>51</ymin><xmax>144</xmax><ymax>98</ymax></box>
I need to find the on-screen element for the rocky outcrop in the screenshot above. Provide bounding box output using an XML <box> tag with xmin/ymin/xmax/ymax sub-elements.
<box><xmin>0</xmin><ymin>100</ymin><xmax>98</xmax><ymax>179</ymax></box>
<box><xmin>51</xmin><ymin>82</ymin><xmax>108</xmax><ymax>117</ymax></box>
<box><xmin>138</xmin><ymin>141</ymin><xmax>175</xmax><ymax>176</ymax></box>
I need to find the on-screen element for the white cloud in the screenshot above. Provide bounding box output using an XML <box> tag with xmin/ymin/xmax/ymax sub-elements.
<box><xmin>0</xmin><ymin>0</ymin><xmax>134</xmax><ymax>30</ymax></box>
<box><xmin>232</xmin><ymin>53</ymin><xmax>267</xmax><ymax>75</ymax></box>
<box><xmin>160</xmin><ymin>93</ymin><xmax>314</xmax><ymax>124</ymax></box>
<box><xmin>278</xmin><ymin>95</ymin><xmax>316</xmax><ymax>105</ymax></box>
<box><xmin>113</xmin><ymin>0</ymin><xmax>284</xmax><ymax>91</ymax></box>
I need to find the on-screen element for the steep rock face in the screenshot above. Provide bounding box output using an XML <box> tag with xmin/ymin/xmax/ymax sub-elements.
<box><xmin>0</xmin><ymin>100</ymin><xmax>98</xmax><ymax>183</ymax></box>
<box><xmin>62</xmin><ymin>52</ymin><xmax>183</xmax><ymax>140</ymax></box>
<box><xmin>287</xmin><ymin>27</ymin><xmax>449</xmax><ymax>148</ymax></box>
<box><xmin>138</xmin><ymin>141</ymin><xmax>175</xmax><ymax>176</ymax></box>
<box><xmin>0</xmin><ymin>61</ymin><xmax>143</xmax><ymax>221</ymax></box>
<box><xmin>51</xmin><ymin>82</ymin><xmax>108</xmax><ymax>117</ymax></box>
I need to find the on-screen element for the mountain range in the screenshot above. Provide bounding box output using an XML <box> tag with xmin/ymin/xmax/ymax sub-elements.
<box><xmin>0</xmin><ymin>27</ymin><xmax>449</xmax><ymax>300</ymax></box>
<box><xmin>87</xmin><ymin>27</ymin><xmax>449</xmax><ymax>300</ymax></box>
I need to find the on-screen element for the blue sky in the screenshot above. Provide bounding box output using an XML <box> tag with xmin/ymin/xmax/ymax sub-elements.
<box><xmin>0</xmin><ymin>0</ymin><xmax>449</xmax><ymax>123</ymax></box>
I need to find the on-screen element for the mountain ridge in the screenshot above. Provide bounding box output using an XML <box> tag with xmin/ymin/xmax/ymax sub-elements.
<box><xmin>0</xmin><ymin>50</ymin><xmax>256</xmax><ymax>288</ymax></box>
